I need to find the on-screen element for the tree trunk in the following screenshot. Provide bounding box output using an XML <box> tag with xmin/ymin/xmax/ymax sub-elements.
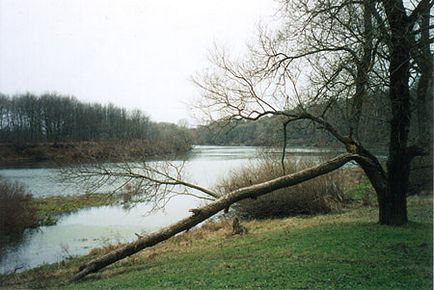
<box><xmin>382</xmin><ymin>0</ymin><xmax>413</xmax><ymax>225</ymax></box>
<box><xmin>72</xmin><ymin>153</ymin><xmax>357</xmax><ymax>281</ymax></box>
<box><xmin>355</xmin><ymin>152</ymin><xmax>407</xmax><ymax>225</ymax></box>
<box><xmin>349</xmin><ymin>144</ymin><xmax>392</xmax><ymax>224</ymax></box>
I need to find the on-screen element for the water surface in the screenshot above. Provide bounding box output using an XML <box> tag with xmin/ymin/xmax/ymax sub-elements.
<box><xmin>0</xmin><ymin>145</ymin><xmax>260</xmax><ymax>273</ymax></box>
<box><xmin>0</xmin><ymin>145</ymin><xmax>362</xmax><ymax>274</ymax></box>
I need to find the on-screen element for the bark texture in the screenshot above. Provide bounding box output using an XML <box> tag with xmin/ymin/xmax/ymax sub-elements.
<box><xmin>381</xmin><ymin>0</ymin><xmax>413</xmax><ymax>225</ymax></box>
<box><xmin>72</xmin><ymin>153</ymin><xmax>358</xmax><ymax>281</ymax></box>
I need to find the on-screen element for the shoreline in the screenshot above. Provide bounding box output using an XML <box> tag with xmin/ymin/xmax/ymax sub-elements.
<box><xmin>32</xmin><ymin>192</ymin><xmax>120</xmax><ymax>227</ymax></box>
<box><xmin>0</xmin><ymin>141</ymin><xmax>192</xmax><ymax>165</ymax></box>
<box><xmin>1</xmin><ymin>196</ymin><xmax>431</xmax><ymax>288</ymax></box>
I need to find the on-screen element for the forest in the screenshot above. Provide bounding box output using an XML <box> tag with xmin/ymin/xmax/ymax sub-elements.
<box><xmin>0</xmin><ymin>93</ymin><xmax>193</xmax><ymax>160</ymax></box>
<box><xmin>1</xmin><ymin>91</ymin><xmax>396</xmax><ymax>159</ymax></box>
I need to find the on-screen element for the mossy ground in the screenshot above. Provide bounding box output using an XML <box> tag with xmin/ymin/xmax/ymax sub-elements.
<box><xmin>1</xmin><ymin>195</ymin><xmax>431</xmax><ymax>289</ymax></box>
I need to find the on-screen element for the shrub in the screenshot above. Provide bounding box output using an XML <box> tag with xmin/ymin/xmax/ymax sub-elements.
<box><xmin>0</xmin><ymin>177</ymin><xmax>38</xmax><ymax>235</ymax></box>
<box><xmin>215</xmin><ymin>156</ymin><xmax>352</xmax><ymax>219</ymax></box>
<box><xmin>347</xmin><ymin>175</ymin><xmax>376</xmax><ymax>206</ymax></box>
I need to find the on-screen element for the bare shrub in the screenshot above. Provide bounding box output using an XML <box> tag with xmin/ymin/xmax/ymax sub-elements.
<box><xmin>0</xmin><ymin>177</ymin><xmax>38</xmax><ymax>235</ymax></box>
<box><xmin>216</xmin><ymin>156</ymin><xmax>351</xmax><ymax>219</ymax></box>
<box><xmin>88</xmin><ymin>243</ymin><xmax>124</xmax><ymax>256</ymax></box>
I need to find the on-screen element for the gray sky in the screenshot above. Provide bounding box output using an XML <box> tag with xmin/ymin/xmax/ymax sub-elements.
<box><xmin>0</xmin><ymin>0</ymin><xmax>277</xmax><ymax>124</ymax></box>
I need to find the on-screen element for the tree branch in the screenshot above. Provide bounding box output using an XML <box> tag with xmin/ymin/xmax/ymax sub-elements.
<box><xmin>71</xmin><ymin>153</ymin><xmax>359</xmax><ymax>281</ymax></box>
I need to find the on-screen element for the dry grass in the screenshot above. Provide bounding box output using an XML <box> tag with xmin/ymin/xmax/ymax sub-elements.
<box><xmin>1</xmin><ymin>196</ymin><xmax>431</xmax><ymax>289</ymax></box>
<box><xmin>0</xmin><ymin>177</ymin><xmax>38</xmax><ymax>235</ymax></box>
<box><xmin>215</xmin><ymin>156</ymin><xmax>362</xmax><ymax>219</ymax></box>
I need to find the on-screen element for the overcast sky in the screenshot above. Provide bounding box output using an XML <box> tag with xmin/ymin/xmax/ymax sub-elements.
<box><xmin>0</xmin><ymin>0</ymin><xmax>277</xmax><ymax>124</ymax></box>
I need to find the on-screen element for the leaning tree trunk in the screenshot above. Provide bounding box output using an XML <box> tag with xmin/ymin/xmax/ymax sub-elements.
<box><xmin>72</xmin><ymin>153</ymin><xmax>358</xmax><ymax>281</ymax></box>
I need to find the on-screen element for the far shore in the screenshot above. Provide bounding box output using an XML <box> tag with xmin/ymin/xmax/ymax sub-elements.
<box><xmin>0</xmin><ymin>141</ymin><xmax>193</xmax><ymax>165</ymax></box>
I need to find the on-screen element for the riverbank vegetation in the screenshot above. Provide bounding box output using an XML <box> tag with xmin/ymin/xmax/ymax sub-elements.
<box><xmin>216</xmin><ymin>157</ymin><xmax>371</xmax><ymax>219</ymax></box>
<box><xmin>0</xmin><ymin>93</ymin><xmax>193</xmax><ymax>162</ymax></box>
<box><xmin>0</xmin><ymin>139</ymin><xmax>191</xmax><ymax>163</ymax></box>
<box><xmin>0</xmin><ymin>178</ymin><xmax>38</xmax><ymax>236</ymax></box>
<box><xmin>32</xmin><ymin>193</ymin><xmax>119</xmax><ymax>226</ymax></box>
<box><xmin>1</xmin><ymin>195</ymin><xmax>431</xmax><ymax>289</ymax></box>
<box><xmin>0</xmin><ymin>175</ymin><xmax>130</xmax><ymax>233</ymax></box>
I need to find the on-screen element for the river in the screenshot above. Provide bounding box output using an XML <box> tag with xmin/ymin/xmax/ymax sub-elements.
<box><xmin>0</xmin><ymin>145</ymin><xmax>345</xmax><ymax>274</ymax></box>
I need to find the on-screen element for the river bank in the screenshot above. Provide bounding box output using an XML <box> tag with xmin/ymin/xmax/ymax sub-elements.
<box><xmin>0</xmin><ymin>146</ymin><xmax>390</xmax><ymax>277</ymax></box>
<box><xmin>1</xmin><ymin>195</ymin><xmax>431</xmax><ymax>289</ymax></box>
<box><xmin>0</xmin><ymin>141</ymin><xmax>192</xmax><ymax>164</ymax></box>
<box><xmin>30</xmin><ymin>165</ymin><xmax>367</xmax><ymax>228</ymax></box>
<box><xmin>0</xmin><ymin>146</ymin><xmax>259</xmax><ymax>274</ymax></box>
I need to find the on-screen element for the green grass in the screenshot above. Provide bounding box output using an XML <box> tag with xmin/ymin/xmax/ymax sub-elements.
<box><xmin>347</xmin><ymin>175</ymin><xmax>377</xmax><ymax>206</ymax></box>
<box><xmin>1</xmin><ymin>196</ymin><xmax>432</xmax><ymax>289</ymax></box>
<box><xmin>32</xmin><ymin>193</ymin><xmax>118</xmax><ymax>226</ymax></box>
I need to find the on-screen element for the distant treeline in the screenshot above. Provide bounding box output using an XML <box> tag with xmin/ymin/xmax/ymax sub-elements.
<box><xmin>0</xmin><ymin>93</ymin><xmax>193</xmax><ymax>155</ymax></box>
<box><xmin>193</xmin><ymin>93</ymin><xmax>395</xmax><ymax>149</ymax></box>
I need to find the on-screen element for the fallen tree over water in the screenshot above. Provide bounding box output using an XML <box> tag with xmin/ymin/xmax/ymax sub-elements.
<box><xmin>72</xmin><ymin>153</ymin><xmax>363</xmax><ymax>281</ymax></box>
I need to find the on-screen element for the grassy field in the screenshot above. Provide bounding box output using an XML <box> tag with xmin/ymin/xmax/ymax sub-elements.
<box><xmin>1</xmin><ymin>195</ymin><xmax>432</xmax><ymax>289</ymax></box>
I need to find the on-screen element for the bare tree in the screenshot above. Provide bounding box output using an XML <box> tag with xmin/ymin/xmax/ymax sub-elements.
<box><xmin>68</xmin><ymin>0</ymin><xmax>432</xmax><ymax>280</ymax></box>
<box><xmin>193</xmin><ymin>0</ymin><xmax>433</xmax><ymax>225</ymax></box>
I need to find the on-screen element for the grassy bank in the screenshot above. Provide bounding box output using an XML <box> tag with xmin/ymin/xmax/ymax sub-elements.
<box><xmin>1</xmin><ymin>195</ymin><xmax>431</xmax><ymax>289</ymax></box>
<box><xmin>33</xmin><ymin>193</ymin><xmax>118</xmax><ymax>226</ymax></box>
<box><xmin>0</xmin><ymin>176</ymin><xmax>120</xmax><ymax>233</ymax></box>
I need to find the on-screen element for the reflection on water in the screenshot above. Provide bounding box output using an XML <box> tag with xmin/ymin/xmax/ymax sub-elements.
<box><xmin>0</xmin><ymin>145</ymin><xmax>371</xmax><ymax>274</ymax></box>
<box><xmin>0</xmin><ymin>146</ymin><xmax>260</xmax><ymax>274</ymax></box>
<box><xmin>0</xmin><ymin>146</ymin><xmax>260</xmax><ymax>198</ymax></box>
<box><xmin>0</xmin><ymin>197</ymin><xmax>198</xmax><ymax>274</ymax></box>
<box><xmin>0</xmin><ymin>167</ymin><xmax>79</xmax><ymax>197</ymax></box>
<box><xmin>187</xmin><ymin>145</ymin><xmax>259</xmax><ymax>160</ymax></box>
